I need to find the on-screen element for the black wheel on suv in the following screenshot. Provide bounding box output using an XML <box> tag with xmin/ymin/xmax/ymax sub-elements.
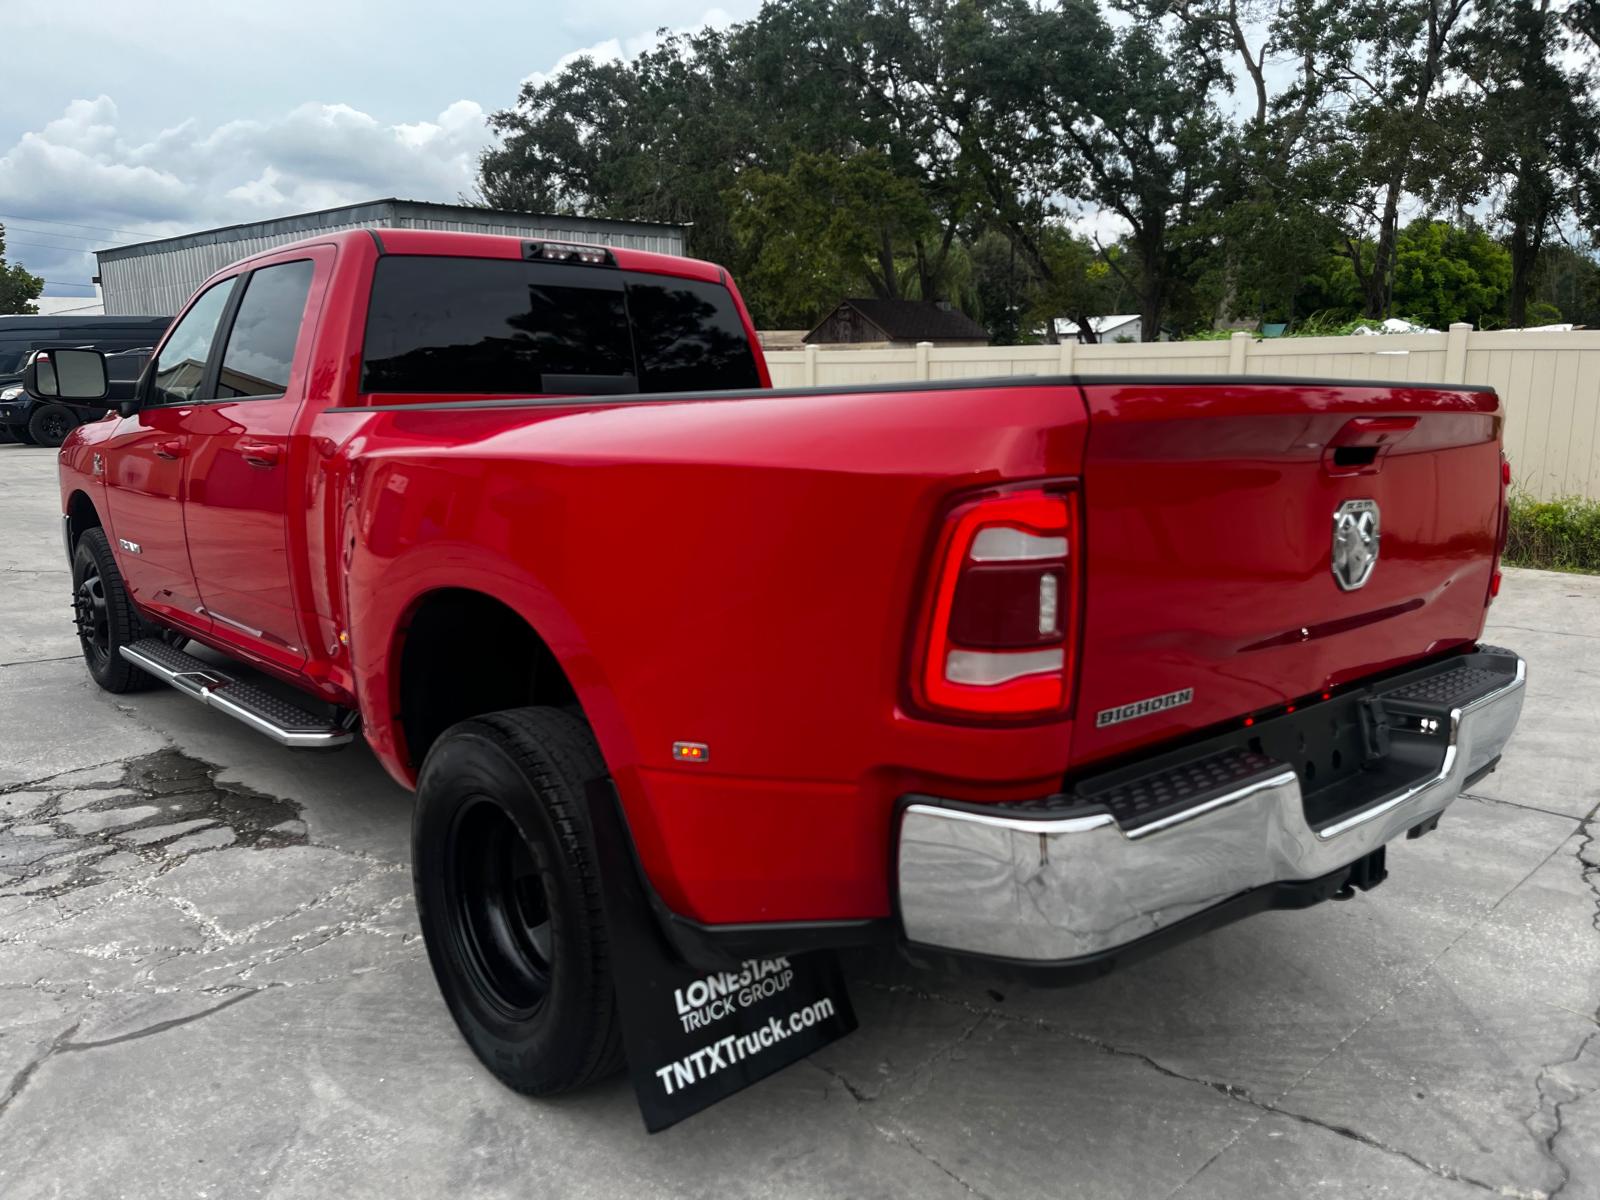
<box><xmin>413</xmin><ymin>706</ymin><xmax>625</xmax><ymax>1096</ymax></box>
<box><xmin>71</xmin><ymin>528</ymin><xmax>157</xmax><ymax>693</ymax></box>
<box><xmin>28</xmin><ymin>404</ymin><xmax>79</xmax><ymax>448</ymax></box>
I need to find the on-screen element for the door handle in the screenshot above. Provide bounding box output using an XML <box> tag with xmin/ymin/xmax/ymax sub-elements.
<box><xmin>240</xmin><ymin>441</ymin><xmax>280</xmax><ymax>468</ymax></box>
<box><xmin>154</xmin><ymin>439</ymin><xmax>185</xmax><ymax>461</ymax></box>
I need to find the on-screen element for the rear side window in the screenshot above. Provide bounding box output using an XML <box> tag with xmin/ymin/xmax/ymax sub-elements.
<box><xmin>360</xmin><ymin>256</ymin><xmax>759</xmax><ymax>396</ymax></box>
<box><xmin>217</xmin><ymin>260</ymin><xmax>314</xmax><ymax>398</ymax></box>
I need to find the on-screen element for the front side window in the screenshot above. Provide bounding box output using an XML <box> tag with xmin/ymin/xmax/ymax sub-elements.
<box><xmin>216</xmin><ymin>260</ymin><xmax>314</xmax><ymax>399</ymax></box>
<box><xmin>150</xmin><ymin>280</ymin><xmax>235</xmax><ymax>405</ymax></box>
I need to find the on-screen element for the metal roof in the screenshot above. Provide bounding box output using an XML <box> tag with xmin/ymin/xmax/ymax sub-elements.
<box><xmin>95</xmin><ymin>198</ymin><xmax>687</xmax><ymax>261</ymax></box>
<box><xmin>93</xmin><ymin>200</ymin><xmax>691</xmax><ymax>316</ymax></box>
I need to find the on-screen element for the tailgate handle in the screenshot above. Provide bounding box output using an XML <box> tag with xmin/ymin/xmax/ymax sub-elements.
<box><xmin>1324</xmin><ymin>417</ymin><xmax>1417</xmax><ymax>475</ymax></box>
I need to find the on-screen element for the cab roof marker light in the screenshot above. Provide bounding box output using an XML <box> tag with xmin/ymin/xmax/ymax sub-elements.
<box><xmin>523</xmin><ymin>241</ymin><xmax>616</xmax><ymax>267</ymax></box>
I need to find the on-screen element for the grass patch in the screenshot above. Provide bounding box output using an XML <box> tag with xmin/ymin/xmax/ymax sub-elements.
<box><xmin>1504</xmin><ymin>492</ymin><xmax>1600</xmax><ymax>573</ymax></box>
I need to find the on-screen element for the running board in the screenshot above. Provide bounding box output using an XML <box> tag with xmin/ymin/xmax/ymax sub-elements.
<box><xmin>120</xmin><ymin>638</ymin><xmax>355</xmax><ymax>748</ymax></box>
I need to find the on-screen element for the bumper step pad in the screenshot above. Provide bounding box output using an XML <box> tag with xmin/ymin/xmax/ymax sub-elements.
<box><xmin>1009</xmin><ymin>747</ymin><xmax>1286</xmax><ymax>834</ymax></box>
<box><xmin>120</xmin><ymin>638</ymin><xmax>354</xmax><ymax>748</ymax></box>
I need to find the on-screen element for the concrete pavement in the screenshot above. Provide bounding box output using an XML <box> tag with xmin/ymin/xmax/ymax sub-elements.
<box><xmin>1</xmin><ymin>441</ymin><xmax>1596</xmax><ymax>1199</ymax></box>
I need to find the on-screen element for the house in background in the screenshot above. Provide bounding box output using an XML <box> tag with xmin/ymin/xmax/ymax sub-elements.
<box><xmin>805</xmin><ymin>298</ymin><xmax>991</xmax><ymax>347</ymax></box>
<box><xmin>1053</xmin><ymin>314</ymin><xmax>1144</xmax><ymax>344</ymax></box>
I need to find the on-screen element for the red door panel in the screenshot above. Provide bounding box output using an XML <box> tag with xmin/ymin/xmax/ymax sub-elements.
<box><xmin>100</xmin><ymin>406</ymin><xmax>204</xmax><ymax>628</ymax></box>
<box><xmin>183</xmin><ymin>397</ymin><xmax>306</xmax><ymax>666</ymax></box>
<box><xmin>183</xmin><ymin>251</ymin><xmax>329</xmax><ymax>673</ymax></box>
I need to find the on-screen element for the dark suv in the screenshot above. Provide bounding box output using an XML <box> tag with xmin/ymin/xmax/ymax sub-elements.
<box><xmin>0</xmin><ymin>315</ymin><xmax>170</xmax><ymax>446</ymax></box>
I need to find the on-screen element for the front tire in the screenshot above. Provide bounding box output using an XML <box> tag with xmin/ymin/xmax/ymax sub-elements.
<box><xmin>72</xmin><ymin>528</ymin><xmax>157</xmax><ymax>693</ymax></box>
<box><xmin>28</xmin><ymin>404</ymin><xmax>78</xmax><ymax>448</ymax></box>
<box><xmin>413</xmin><ymin>707</ymin><xmax>625</xmax><ymax>1095</ymax></box>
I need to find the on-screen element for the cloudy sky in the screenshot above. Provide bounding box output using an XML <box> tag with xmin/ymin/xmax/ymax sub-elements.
<box><xmin>2</xmin><ymin>0</ymin><xmax>757</xmax><ymax>296</ymax></box>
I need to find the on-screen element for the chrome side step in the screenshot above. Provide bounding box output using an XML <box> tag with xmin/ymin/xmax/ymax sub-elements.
<box><xmin>120</xmin><ymin>638</ymin><xmax>355</xmax><ymax>748</ymax></box>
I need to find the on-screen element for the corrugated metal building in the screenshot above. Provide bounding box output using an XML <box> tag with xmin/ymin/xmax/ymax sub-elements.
<box><xmin>94</xmin><ymin>199</ymin><xmax>691</xmax><ymax>316</ymax></box>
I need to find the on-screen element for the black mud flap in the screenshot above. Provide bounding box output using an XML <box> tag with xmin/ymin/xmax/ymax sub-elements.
<box><xmin>585</xmin><ymin>780</ymin><xmax>858</xmax><ymax>1132</ymax></box>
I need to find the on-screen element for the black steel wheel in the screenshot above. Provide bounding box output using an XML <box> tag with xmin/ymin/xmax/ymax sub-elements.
<box><xmin>448</xmin><ymin>796</ymin><xmax>556</xmax><ymax>1017</ymax></box>
<box><xmin>28</xmin><ymin>404</ymin><xmax>78</xmax><ymax>448</ymax></box>
<box><xmin>71</xmin><ymin>528</ymin><xmax>157</xmax><ymax>693</ymax></box>
<box><xmin>413</xmin><ymin>706</ymin><xmax>624</xmax><ymax>1095</ymax></box>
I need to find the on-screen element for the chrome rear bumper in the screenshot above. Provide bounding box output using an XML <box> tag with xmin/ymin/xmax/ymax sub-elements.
<box><xmin>897</xmin><ymin>649</ymin><xmax>1526</xmax><ymax>963</ymax></box>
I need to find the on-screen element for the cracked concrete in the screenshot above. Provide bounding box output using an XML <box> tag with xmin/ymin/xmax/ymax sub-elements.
<box><xmin>3</xmin><ymin>439</ymin><xmax>1599</xmax><ymax>1199</ymax></box>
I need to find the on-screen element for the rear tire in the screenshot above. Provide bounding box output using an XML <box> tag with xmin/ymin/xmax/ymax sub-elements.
<box><xmin>413</xmin><ymin>706</ymin><xmax>625</xmax><ymax>1095</ymax></box>
<box><xmin>28</xmin><ymin>404</ymin><xmax>78</xmax><ymax>448</ymax></box>
<box><xmin>72</xmin><ymin>528</ymin><xmax>158</xmax><ymax>693</ymax></box>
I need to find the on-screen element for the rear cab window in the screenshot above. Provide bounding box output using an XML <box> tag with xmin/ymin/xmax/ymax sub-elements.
<box><xmin>360</xmin><ymin>256</ymin><xmax>761</xmax><ymax>397</ymax></box>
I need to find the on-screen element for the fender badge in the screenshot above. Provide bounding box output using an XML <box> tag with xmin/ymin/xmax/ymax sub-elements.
<box><xmin>1095</xmin><ymin>688</ymin><xmax>1194</xmax><ymax>728</ymax></box>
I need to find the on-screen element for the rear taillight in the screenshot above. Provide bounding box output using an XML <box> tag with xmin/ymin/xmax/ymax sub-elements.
<box><xmin>915</xmin><ymin>486</ymin><xmax>1079</xmax><ymax>720</ymax></box>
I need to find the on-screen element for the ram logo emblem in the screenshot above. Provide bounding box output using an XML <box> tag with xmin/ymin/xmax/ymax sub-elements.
<box><xmin>1331</xmin><ymin>499</ymin><xmax>1380</xmax><ymax>591</ymax></box>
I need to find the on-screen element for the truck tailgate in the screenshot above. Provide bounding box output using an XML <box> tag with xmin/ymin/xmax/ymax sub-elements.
<box><xmin>1071</xmin><ymin>379</ymin><xmax>1502</xmax><ymax>766</ymax></box>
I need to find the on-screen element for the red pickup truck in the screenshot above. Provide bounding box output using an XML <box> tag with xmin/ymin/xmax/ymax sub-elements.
<box><xmin>26</xmin><ymin>230</ymin><xmax>1526</xmax><ymax>1099</ymax></box>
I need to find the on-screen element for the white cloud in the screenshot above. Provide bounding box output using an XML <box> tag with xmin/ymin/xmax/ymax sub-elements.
<box><xmin>519</xmin><ymin>7</ymin><xmax>739</xmax><ymax>89</ymax></box>
<box><xmin>1</xmin><ymin>5</ymin><xmax>757</xmax><ymax>295</ymax></box>
<box><xmin>0</xmin><ymin>94</ymin><xmax>494</xmax><ymax>295</ymax></box>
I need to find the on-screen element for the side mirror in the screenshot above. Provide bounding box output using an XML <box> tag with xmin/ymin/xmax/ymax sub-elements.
<box><xmin>23</xmin><ymin>348</ymin><xmax>113</xmax><ymax>406</ymax></box>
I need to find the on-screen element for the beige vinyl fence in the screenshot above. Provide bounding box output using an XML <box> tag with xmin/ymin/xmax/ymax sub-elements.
<box><xmin>765</xmin><ymin>323</ymin><xmax>1600</xmax><ymax>500</ymax></box>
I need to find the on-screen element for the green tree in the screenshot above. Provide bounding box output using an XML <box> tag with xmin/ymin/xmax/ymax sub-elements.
<box><xmin>478</xmin><ymin>0</ymin><xmax>991</xmax><ymax>325</ymax></box>
<box><xmin>1028</xmin><ymin>228</ymin><xmax>1131</xmax><ymax>344</ymax></box>
<box><xmin>0</xmin><ymin>225</ymin><xmax>43</xmax><ymax>315</ymax></box>
<box><xmin>1141</xmin><ymin>0</ymin><xmax>1356</xmax><ymax>325</ymax></box>
<box><xmin>1390</xmin><ymin>219</ymin><xmax>1511</xmax><ymax>327</ymax></box>
<box><xmin>1532</xmin><ymin>242</ymin><xmax>1600</xmax><ymax>327</ymax></box>
<box><xmin>727</xmin><ymin>151</ymin><xmax>938</xmax><ymax>327</ymax></box>
<box><xmin>962</xmin><ymin>3</ymin><xmax>1226</xmax><ymax>339</ymax></box>
<box><xmin>1452</xmin><ymin>0</ymin><xmax>1600</xmax><ymax>325</ymax></box>
<box><xmin>1320</xmin><ymin>0</ymin><xmax>1478</xmax><ymax>318</ymax></box>
<box><xmin>479</xmin><ymin>29</ymin><xmax>757</xmax><ymax>271</ymax></box>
